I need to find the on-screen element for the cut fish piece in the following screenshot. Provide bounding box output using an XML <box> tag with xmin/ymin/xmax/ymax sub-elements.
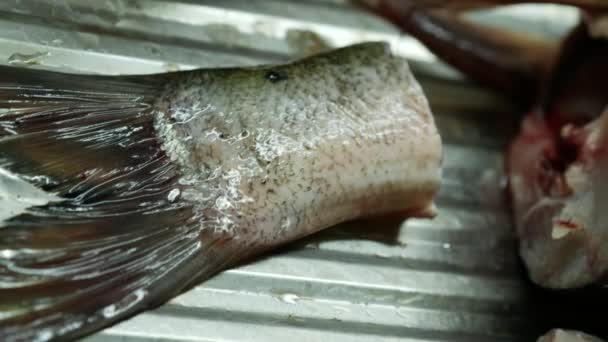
<box><xmin>509</xmin><ymin>109</ymin><xmax>608</xmax><ymax>288</ymax></box>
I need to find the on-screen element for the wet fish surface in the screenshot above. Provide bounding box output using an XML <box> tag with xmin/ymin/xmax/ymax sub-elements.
<box><xmin>0</xmin><ymin>42</ymin><xmax>442</xmax><ymax>341</ymax></box>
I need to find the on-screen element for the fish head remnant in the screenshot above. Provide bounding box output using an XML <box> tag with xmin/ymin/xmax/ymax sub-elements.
<box><xmin>510</xmin><ymin>108</ymin><xmax>608</xmax><ymax>288</ymax></box>
<box><xmin>155</xmin><ymin>42</ymin><xmax>442</xmax><ymax>251</ymax></box>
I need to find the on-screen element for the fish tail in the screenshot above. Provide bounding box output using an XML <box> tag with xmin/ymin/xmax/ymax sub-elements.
<box><xmin>0</xmin><ymin>66</ymin><xmax>234</xmax><ymax>341</ymax></box>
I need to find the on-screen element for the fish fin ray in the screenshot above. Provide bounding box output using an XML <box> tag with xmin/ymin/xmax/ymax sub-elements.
<box><xmin>0</xmin><ymin>66</ymin><xmax>235</xmax><ymax>341</ymax></box>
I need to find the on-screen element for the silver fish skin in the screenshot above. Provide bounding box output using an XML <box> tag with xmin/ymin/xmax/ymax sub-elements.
<box><xmin>155</xmin><ymin>42</ymin><xmax>442</xmax><ymax>254</ymax></box>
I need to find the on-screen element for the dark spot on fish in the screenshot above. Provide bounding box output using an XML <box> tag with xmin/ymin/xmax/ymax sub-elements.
<box><xmin>219</xmin><ymin>132</ymin><xmax>228</xmax><ymax>139</ymax></box>
<box><xmin>241</xmin><ymin>130</ymin><xmax>249</xmax><ymax>138</ymax></box>
<box><xmin>267</xmin><ymin>188</ymin><xmax>275</xmax><ymax>194</ymax></box>
<box><xmin>265</xmin><ymin>70</ymin><xmax>288</xmax><ymax>83</ymax></box>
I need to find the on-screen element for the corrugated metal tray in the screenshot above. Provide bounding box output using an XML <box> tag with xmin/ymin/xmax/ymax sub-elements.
<box><xmin>0</xmin><ymin>1</ymin><xmax>601</xmax><ymax>341</ymax></box>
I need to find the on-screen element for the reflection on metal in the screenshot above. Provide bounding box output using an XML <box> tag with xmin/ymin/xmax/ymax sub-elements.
<box><xmin>0</xmin><ymin>1</ymin><xmax>581</xmax><ymax>341</ymax></box>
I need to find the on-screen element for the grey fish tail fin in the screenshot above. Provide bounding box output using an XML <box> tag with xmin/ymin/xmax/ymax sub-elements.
<box><xmin>0</xmin><ymin>66</ymin><xmax>232</xmax><ymax>341</ymax></box>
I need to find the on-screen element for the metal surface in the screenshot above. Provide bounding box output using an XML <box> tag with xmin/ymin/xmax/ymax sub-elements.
<box><xmin>0</xmin><ymin>1</ymin><xmax>585</xmax><ymax>341</ymax></box>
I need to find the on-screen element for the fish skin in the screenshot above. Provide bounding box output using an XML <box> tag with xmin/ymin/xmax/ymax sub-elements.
<box><xmin>155</xmin><ymin>41</ymin><xmax>442</xmax><ymax>256</ymax></box>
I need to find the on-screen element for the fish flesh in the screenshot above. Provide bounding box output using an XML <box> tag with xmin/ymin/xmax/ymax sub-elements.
<box><xmin>0</xmin><ymin>42</ymin><xmax>442</xmax><ymax>341</ymax></box>
<box><xmin>509</xmin><ymin>107</ymin><xmax>608</xmax><ymax>288</ymax></box>
<box><xmin>507</xmin><ymin>16</ymin><xmax>608</xmax><ymax>289</ymax></box>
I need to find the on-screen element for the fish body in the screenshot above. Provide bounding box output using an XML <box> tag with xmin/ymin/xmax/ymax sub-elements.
<box><xmin>155</xmin><ymin>44</ymin><xmax>441</xmax><ymax>253</ymax></box>
<box><xmin>0</xmin><ymin>42</ymin><xmax>441</xmax><ymax>340</ymax></box>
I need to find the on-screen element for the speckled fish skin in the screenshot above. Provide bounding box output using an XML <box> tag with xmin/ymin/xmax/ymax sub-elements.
<box><xmin>155</xmin><ymin>42</ymin><xmax>442</xmax><ymax>253</ymax></box>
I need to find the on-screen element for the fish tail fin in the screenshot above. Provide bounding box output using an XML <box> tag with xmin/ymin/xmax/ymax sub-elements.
<box><xmin>0</xmin><ymin>66</ymin><xmax>234</xmax><ymax>340</ymax></box>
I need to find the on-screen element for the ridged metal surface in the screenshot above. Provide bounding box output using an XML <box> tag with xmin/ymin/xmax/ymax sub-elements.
<box><xmin>0</xmin><ymin>1</ymin><xmax>586</xmax><ymax>341</ymax></box>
